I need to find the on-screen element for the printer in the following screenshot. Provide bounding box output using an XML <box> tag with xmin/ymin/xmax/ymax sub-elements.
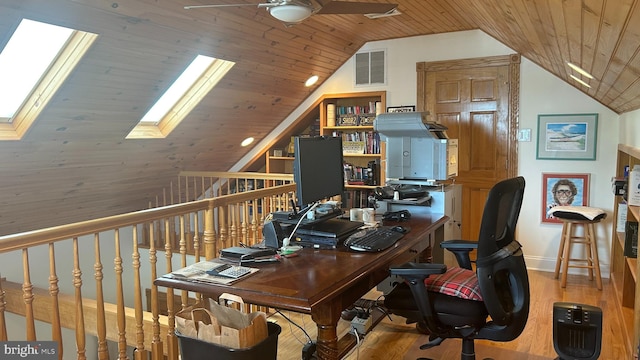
<box><xmin>374</xmin><ymin>111</ymin><xmax>458</xmax><ymax>185</ymax></box>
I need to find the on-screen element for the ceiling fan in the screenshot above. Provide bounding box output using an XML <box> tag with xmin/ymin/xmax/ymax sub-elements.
<box><xmin>184</xmin><ymin>0</ymin><xmax>400</xmax><ymax>25</ymax></box>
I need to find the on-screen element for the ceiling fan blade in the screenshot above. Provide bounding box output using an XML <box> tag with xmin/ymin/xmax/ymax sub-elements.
<box><xmin>316</xmin><ymin>1</ymin><xmax>397</xmax><ymax>15</ymax></box>
<box><xmin>184</xmin><ymin>3</ymin><xmax>262</xmax><ymax>10</ymax></box>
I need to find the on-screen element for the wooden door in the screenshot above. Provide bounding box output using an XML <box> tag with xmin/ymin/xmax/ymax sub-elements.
<box><xmin>417</xmin><ymin>55</ymin><xmax>520</xmax><ymax>240</ymax></box>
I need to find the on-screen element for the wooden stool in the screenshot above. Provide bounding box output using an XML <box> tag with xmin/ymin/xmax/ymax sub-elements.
<box><xmin>552</xmin><ymin>208</ymin><xmax>605</xmax><ymax>290</ymax></box>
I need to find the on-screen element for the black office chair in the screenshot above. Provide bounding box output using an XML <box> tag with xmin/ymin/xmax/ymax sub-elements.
<box><xmin>384</xmin><ymin>176</ymin><xmax>528</xmax><ymax>360</ymax></box>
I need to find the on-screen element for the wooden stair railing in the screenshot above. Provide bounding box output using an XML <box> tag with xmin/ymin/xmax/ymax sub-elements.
<box><xmin>0</xmin><ymin>177</ymin><xmax>296</xmax><ymax>360</ymax></box>
<box><xmin>144</xmin><ymin>171</ymin><xmax>295</xmax><ymax>256</ymax></box>
<box><xmin>158</xmin><ymin>171</ymin><xmax>295</xmax><ymax>205</ymax></box>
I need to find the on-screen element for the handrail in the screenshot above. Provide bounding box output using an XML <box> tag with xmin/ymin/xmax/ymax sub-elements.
<box><xmin>0</xmin><ymin>173</ymin><xmax>296</xmax><ymax>359</ymax></box>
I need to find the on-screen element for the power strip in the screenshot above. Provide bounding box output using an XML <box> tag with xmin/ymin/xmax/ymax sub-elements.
<box><xmin>351</xmin><ymin>315</ymin><xmax>372</xmax><ymax>335</ymax></box>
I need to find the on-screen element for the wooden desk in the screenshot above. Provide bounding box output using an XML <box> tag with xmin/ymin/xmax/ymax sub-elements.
<box><xmin>155</xmin><ymin>212</ymin><xmax>447</xmax><ymax>360</ymax></box>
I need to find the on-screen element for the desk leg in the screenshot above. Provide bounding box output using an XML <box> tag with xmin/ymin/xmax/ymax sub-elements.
<box><xmin>311</xmin><ymin>303</ymin><xmax>341</xmax><ymax>360</ymax></box>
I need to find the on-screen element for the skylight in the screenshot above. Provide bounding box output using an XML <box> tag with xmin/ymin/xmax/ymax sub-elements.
<box><xmin>0</xmin><ymin>20</ymin><xmax>73</xmax><ymax>118</ymax></box>
<box><xmin>0</xmin><ymin>19</ymin><xmax>97</xmax><ymax>140</ymax></box>
<box><xmin>127</xmin><ymin>54</ymin><xmax>235</xmax><ymax>139</ymax></box>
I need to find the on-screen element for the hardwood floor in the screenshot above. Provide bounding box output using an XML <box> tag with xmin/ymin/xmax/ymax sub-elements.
<box><xmin>270</xmin><ymin>270</ymin><xmax>628</xmax><ymax>359</ymax></box>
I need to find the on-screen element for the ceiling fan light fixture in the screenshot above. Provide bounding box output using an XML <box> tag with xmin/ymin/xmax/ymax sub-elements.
<box><xmin>269</xmin><ymin>4</ymin><xmax>313</xmax><ymax>23</ymax></box>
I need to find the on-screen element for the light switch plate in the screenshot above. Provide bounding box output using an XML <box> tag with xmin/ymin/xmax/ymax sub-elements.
<box><xmin>518</xmin><ymin>128</ymin><xmax>531</xmax><ymax>142</ymax></box>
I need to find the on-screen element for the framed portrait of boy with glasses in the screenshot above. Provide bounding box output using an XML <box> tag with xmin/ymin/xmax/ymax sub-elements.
<box><xmin>542</xmin><ymin>173</ymin><xmax>590</xmax><ymax>224</ymax></box>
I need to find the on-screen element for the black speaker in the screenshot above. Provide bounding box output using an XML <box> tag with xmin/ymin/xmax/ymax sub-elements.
<box><xmin>263</xmin><ymin>220</ymin><xmax>285</xmax><ymax>249</ymax></box>
<box><xmin>553</xmin><ymin>302</ymin><xmax>602</xmax><ymax>360</ymax></box>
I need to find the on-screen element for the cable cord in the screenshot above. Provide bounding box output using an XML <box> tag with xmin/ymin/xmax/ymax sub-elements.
<box><xmin>281</xmin><ymin>201</ymin><xmax>319</xmax><ymax>248</ymax></box>
<box><xmin>342</xmin><ymin>326</ymin><xmax>362</xmax><ymax>359</ymax></box>
<box><xmin>274</xmin><ymin>309</ymin><xmax>313</xmax><ymax>344</ymax></box>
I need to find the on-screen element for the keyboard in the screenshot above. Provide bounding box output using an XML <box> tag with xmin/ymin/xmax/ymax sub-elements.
<box><xmin>206</xmin><ymin>264</ymin><xmax>253</xmax><ymax>279</ymax></box>
<box><xmin>343</xmin><ymin>227</ymin><xmax>404</xmax><ymax>252</ymax></box>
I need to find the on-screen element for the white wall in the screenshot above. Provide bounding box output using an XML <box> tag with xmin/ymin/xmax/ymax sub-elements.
<box><xmin>237</xmin><ymin>29</ymin><xmax>621</xmax><ymax>276</ymax></box>
<box><xmin>619</xmin><ymin>109</ymin><xmax>640</xmax><ymax>148</ymax></box>
<box><xmin>518</xmin><ymin>60</ymin><xmax>618</xmax><ymax>275</ymax></box>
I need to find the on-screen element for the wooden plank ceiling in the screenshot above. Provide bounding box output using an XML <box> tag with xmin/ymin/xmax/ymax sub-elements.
<box><xmin>0</xmin><ymin>0</ymin><xmax>638</xmax><ymax>235</ymax></box>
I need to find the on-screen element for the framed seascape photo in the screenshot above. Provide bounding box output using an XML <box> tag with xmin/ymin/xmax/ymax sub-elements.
<box><xmin>536</xmin><ymin>113</ymin><xmax>598</xmax><ymax>160</ymax></box>
<box><xmin>542</xmin><ymin>173</ymin><xmax>590</xmax><ymax>224</ymax></box>
<box><xmin>387</xmin><ymin>105</ymin><xmax>415</xmax><ymax>113</ymax></box>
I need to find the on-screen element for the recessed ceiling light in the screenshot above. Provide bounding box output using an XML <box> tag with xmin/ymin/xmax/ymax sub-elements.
<box><xmin>570</xmin><ymin>74</ymin><xmax>591</xmax><ymax>88</ymax></box>
<box><xmin>241</xmin><ymin>137</ymin><xmax>254</xmax><ymax>147</ymax></box>
<box><xmin>305</xmin><ymin>75</ymin><xmax>319</xmax><ymax>87</ymax></box>
<box><xmin>567</xmin><ymin>62</ymin><xmax>594</xmax><ymax>79</ymax></box>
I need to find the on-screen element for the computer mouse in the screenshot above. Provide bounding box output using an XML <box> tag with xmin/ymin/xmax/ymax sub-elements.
<box><xmin>391</xmin><ymin>226</ymin><xmax>408</xmax><ymax>233</ymax></box>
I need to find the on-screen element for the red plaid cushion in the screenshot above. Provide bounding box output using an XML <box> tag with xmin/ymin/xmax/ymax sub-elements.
<box><xmin>424</xmin><ymin>267</ymin><xmax>483</xmax><ymax>301</ymax></box>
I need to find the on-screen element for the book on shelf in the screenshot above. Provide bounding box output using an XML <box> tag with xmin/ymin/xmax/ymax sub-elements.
<box><xmin>337</xmin><ymin>131</ymin><xmax>380</xmax><ymax>154</ymax></box>
<box><xmin>624</xmin><ymin>221</ymin><xmax>639</xmax><ymax>258</ymax></box>
<box><xmin>343</xmin><ymin>189</ymin><xmax>375</xmax><ymax>209</ymax></box>
<box><xmin>343</xmin><ymin>159</ymin><xmax>379</xmax><ymax>186</ymax></box>
<box><xmin>335</xmin><ymin>102</ymin><xmax>378</xmax><ymax>115</ymax></box>
<box><xmin>617</xmin><ymin>203</ymin><xmax>628</xmax><ymax>233</ymax></box>
<box><xmin>327</xmin><ymin>104</ymin><xmax>336</xmax><ymax>127</ymax></box>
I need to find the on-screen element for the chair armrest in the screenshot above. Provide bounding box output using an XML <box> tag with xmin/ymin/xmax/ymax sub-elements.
<box><xmin>388</xmin><ymin>262</ymin><xmax>447</xmax><ymax>333</ymax></box>
<box><xmin>389</xmin><ymin>262</ymin><xmax>447</xmax><ymax>279</ymax></box>
<box><xmin>440</xmin><ymin>240</ymin><xmax>477</xmax><ymax>270</ymax></box>
<box><xmin>440</xmin><ymin>239</ymin><xmax>478</xmax><ymax>251</ymax></box>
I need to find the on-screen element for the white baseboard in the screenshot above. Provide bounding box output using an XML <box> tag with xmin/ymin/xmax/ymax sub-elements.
<box><xmin>524</xmin><ymin>255</ymin><xmax>610</xmax><ymax>279</ymax></box>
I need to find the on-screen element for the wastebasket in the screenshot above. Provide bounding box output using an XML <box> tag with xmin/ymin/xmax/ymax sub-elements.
<box><xmin>176</xmin><ymin>321</ymin><xmax>281</xmax><ymax>360</ymax></box>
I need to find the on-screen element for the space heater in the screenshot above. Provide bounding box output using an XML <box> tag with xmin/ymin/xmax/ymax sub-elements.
<box><xmin>553</xmin><ymin>302</ymin><xmax>602</xmax><ymax>360</ymax></box>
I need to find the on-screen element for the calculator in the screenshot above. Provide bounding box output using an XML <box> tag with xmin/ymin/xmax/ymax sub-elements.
<box><xmin>206</xmin><ymin>264</ymin><xmax>252</xmax><ymax>279</ymax></box>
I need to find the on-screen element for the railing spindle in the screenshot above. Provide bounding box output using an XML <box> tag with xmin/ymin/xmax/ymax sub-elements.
<box><xmin>191</xmin><ymin>212</ymin><xmax>203</xmax><ymax>304</ymax></box>
<box><xmin>113</xmin><ymin>229</ymin><xmax>128</xmax><ymax>359</ymax></box>
<box><xmin>178</xmin><ymin>215</ymin><xmax>190</xmax><ymax>309</ymax></box>
<box><xmin>218</xmin><ymin>205</ymin><xmax>228</xmax><ymax>251</ymax></box>
<box><xmin>0</xmin><ymin>276</ymin><xmax>6</xmax><ymax>341</ymax></box>
<box><xmin>132</xmin><ymin>225</ymin><xmax>148</xmax><ymax>360</ymax></box>
<box><xmin>230</xmin><ymin>204</ymin><xmax>238</xmax><ymax>247</ymax></box>
<box><xmin>48</xmin><ymin>243</ymin><xmax>63</xmax><ymax>359</ymax></box>
<box><xmin>72</xmin><ymin>237</ymin><xmax>87</xmax><ymax>360</ymax></box>
<box><xmin>241</xmin><ymin>201</ymin><xmax>249</xmax><ymax>246</ymax></box>
<box><xmin>148</xmin><ymin>221</ymin><xmax>164</xmax><ymax>359</ymax></box>
<box><xmin>164</xmin><ymin>218</ymin><xmax>179</xmax><ymax>360</ymax></box>
<box><xmin>93</xmin><ymin>234</ymin><xmax>108</xmax><ymax>360</ymax></box>
<box><xmin>204</xmin><ymin>204</ymin><xmax>216</xmax><ymax>260</ymax></box>
<box><xmin>22</xmin><ymin>249</ymin><xmax>36</xmax><ymax>341</ymax></box>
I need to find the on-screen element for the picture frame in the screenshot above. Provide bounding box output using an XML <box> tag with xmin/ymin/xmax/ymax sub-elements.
<box><xmin>386</xmin><ymin>105</ymin><xmax>415</xmax><ymax>113</ymax></box>
<box><xmin>542</xmin><ymin>173</ymin><xmax>590</xmax><ymax>224</ymax></box>
<box><xmin>536</xmin><ymin>113</ymin><xmax>598</xmax><ymax>160</ymax></box>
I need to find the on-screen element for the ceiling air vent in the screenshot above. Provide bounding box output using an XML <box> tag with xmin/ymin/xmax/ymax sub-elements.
<box><xmin>355</xmin><ymin>50</ymin><xmax>385</xmax><ymax>85</ymax></box>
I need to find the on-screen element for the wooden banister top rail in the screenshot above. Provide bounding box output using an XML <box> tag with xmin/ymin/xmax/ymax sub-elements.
<box><xmin>178</xmin><ymin>170</ymin><xmax>294</xmax><ymax>181</ymax></box>
<box><xmin>0</xmin><ymin>183</ymin><xmax>296</xmax><ymax>254</ymax></box>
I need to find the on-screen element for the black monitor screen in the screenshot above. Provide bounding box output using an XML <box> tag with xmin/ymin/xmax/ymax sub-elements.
<box><xmin>293</xmin><ymin>136</ymin><xmax>344</xmax><ymax>208</ymax></box>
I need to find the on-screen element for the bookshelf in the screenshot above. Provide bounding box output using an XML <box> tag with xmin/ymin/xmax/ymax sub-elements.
<box><xmin>610</xmin><ymin>144</ymin><xmax>640</xmax><ymax>357</ymax></box>
<box><xmin>262</xmin><ymin>91</ymin><xmax>386</xmax><ymax>208</ymax></box>
<box><xmin>264</xmin><ymin>110</ymin><xmax>320</xmax><ymax>175</ymax></box>
<box><xmin>319</xmin><ymin>92</ymin><xmax>386</xmax><ymax>208</ymax></box>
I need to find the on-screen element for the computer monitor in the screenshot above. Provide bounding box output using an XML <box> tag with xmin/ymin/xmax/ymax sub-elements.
<box><xmin>293</xmin><ymin>136</ymin><xmax>345</xmax><ymax>209</ymax></box>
